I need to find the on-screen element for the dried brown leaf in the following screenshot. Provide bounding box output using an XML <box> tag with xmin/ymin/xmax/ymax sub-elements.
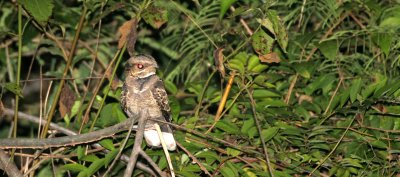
<box><xmin>298</xmin><ymin>94</ymin><xmax>313</xmax><ymax>104</ymax></box>
<box><xmin>0</xmin><ymin>100</ymin><xmax>4</xmax><ymax>117</ymax></box>
<box><xmin>259</xmin><ymin>52</ymin><xmax>281</xmax><ymax>63</ymax></box>
<box><xmin>59</xmin><ymin>85</ymin><xmax>76</xmax><ymax>118</ymax></box>
<box><xmin>118</xmin><ymin>19</ymin><xmax>135</xmax><ymax>49</ymax></box>
<box><xmin>213</xmin><ymin>48</ymin><xmax>226</xmax><ymax>78</ymax></box>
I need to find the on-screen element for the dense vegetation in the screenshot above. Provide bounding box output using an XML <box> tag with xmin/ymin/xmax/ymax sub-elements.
<box><xmin>1</xmin><ymin>0</ymin><xmax>400</xmax><ymax>176</ymax></box>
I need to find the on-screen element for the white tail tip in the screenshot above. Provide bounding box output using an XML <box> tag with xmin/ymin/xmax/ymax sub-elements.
<box><xmin>143</xmin><ymin>130</ymin><xmax>177</xmax><ymax>151</ymax></box>
<box><xmin>144</xmin><ymin>130</ymin><xmax>161</xmax><ymax>147</ymax></box>
<box><xmin>162</xmin><ymin>132</ymin><xmax>177</xmax><ymax>151</ymax></box>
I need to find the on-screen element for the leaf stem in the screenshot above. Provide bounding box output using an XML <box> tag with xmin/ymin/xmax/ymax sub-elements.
<box><xmin>13</xmin><ymin>3</ymin><xmax>23</xmax><ymax>139</ymax></box>
<box><xmin>245</xmin><ymin>87</ymin><xmax>275</xmax><ymax>177</ymax></box>
<box><xmin>40</xmin><ymin>6</ymin><xmax>87</xmax><ymax>138</ymax></box>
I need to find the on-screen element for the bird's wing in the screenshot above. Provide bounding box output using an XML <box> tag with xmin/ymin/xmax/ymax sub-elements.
<box><xmin>151</xmin><ymin>79</ymin><xmax>171</xmax><ymax>123</ymax></box>
<box><xmin>120</xmin><ymin>83</ymin><xmax>131</xmax><ymax>118</ymax></box>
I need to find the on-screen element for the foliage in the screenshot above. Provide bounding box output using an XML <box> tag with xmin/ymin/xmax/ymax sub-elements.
<box><xmin>1</xmin><ymin>0</ymin><xmax>400</xmax><ymax>176</ymax></box>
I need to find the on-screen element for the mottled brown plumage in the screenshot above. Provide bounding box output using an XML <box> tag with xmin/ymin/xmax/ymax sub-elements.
<box><xmin>121</xmin><ymin>55</ymin><xmax>176</xmax><ymax>150</ymax></box>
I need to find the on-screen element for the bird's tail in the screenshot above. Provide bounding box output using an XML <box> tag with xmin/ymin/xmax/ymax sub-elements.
<box><xmin>143</xmin><ymin>124</ymin><xmax>176</xmax><ymax>151</ymax></box>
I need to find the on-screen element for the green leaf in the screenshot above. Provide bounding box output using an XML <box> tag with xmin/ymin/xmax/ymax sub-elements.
<box><xmin>250</xmin><ymin>65</ymin><xmax>269</xmax><ymax>73</ymax></box>
<box><xmin>220</xmin><ymin>163</ymin><xmax>236</xmax><ymax>177</ymax></box>
<box><xmin>319</xmin><ymin>40</ymin><xmax>338</xmax><ymax>60</ymax></box>
<box><xmin>36</xmin><ymin>165</ymin><xmax>52</xmax><ymax>177</ymax></box>
<box><xmin>361</xmin><ymin>82</ymin><xmax>379</xmax><ymax>99</ymax></box>
<box><xmin>373</xmin><ymin>83</ymin><xmax>392</xmax><ymax>98</ymax></box>
<box><xmin>103</xmin><ymin>149</ymin><xmax>119</xmax><ymax>167</ymax></box>
<box><xmin>196</xmin><ymin>151</ymin><xmax>220</xmax><ymax>164</ymax></box>
<box><xmin>98</xmin><ymin>103</ymin><xmax>126</xmax><ymax>127</ymax></box>
<box><xmin>227</xmin><ymin>147</ymin><xmax>241</xmax><ymax>157</ymax></box>
<box><xmin>81</xmin><ymin>154</ymin><xmax>99</xmax><ymax>162</ymax></box>
<box><xmin>98</xmin><ymin>139</ymin><xmax>115</xmax><ymax>151</ymax></box>
<box><xmin>341</xmin><ymin>158</ymin><xmax>363</xmax><ymax>168</ymax></box>
<box><xmin>78</xmin><ymin>158</ymin><xmax>105</xmax><ymax>177</ymax></box>
<box><xmin>243</xmin><ymin>168</ymin><xmax>257</xmax><ymax>177</ymax></box>
<box><xmin>77</xmin><ymin>146</ymin><xmax>85</xmax><ymax>160</ymax></box>
<box><xmin>19</xmin><ymin>0</ymin><xmax>54</xmax><ymax>26</ymax></box>
<box><xmin>370</xmin><ymin>140</ymin><xmax>387</xmax><ymax>149</ymax></box>
<box><xmin>258</xmin><ymin>10</ymin><xmax>288</xmax><ymax>52</ymax></box>
<box><xmin>293</xmin><ymin>62</ymin><xmax>315</xmax><ymax>79</ymax></box>
<box><xmin>241</xmin><ymin>118</ymin><xmax>254</xmax><ymax>136</ymax></box>
<box><xmin>248</xmin><ymin>127</ymin><xmax>258</xmax><ymax>138</ymax></box>
<box><xmin>340</xmin><ymin>89</ymin><xmax>350</xmax><ymax>108</ymax></box>
<box><xmin>247</xmin><ymin>55</ymin><xmax>261</xmax><ymax>71</ymax></box>
<box><xmin>349</xmin><ymin>78</ymin><xmax>362</xmax><ymax>103</ymax></box>
<box><xmin>169</xmin><ymin>96</ymin><xmax>181</xmax><ymax>122</ymax></box>
<box><xmin>258</xmin><ymin>99</ymin><xmax>287</xmax><ymax>107</ymax></box>
<box><xmin>252</xmin><ymin>29</ymin><xmax>274</xmax><ymax>55</ymax></box>
<box><xmin>372</xmin><ymin>33</ymin><xmax>392</xmax><ymax>56</ymax></box>
<box><xmin>61</xmin><ymin>164</ymin><xmax>87</xmax><ymax>172</ymax></box>
<box><xmin>4</xmin><ymin>82</ymin><xmax>23</xmax><ymax>98</ymax></box>
<box><xmin>215</xmin><ymin>120</ymin><xmax>240</xmax><ymax>135</ymax></box>
<box><xmin>220</xmin><ymin>0</ymin><xmax>237</xmax><ymax>19</ymax></box>
<box><xmin>228</xmin><ymin>59</ymin><xmax>245</xmax><ymax>74</ymax></box>
<box><xmin>304</xmin><ymin>74</ymin><xmax>335</xmax><ymax>95</ymax></box>
<box><xmin>261</xmin><ymin>127</ymin><xmax>279</xmax><ymax>142</ymax></box>
<box><xmin>164</xmin><ymin>80</ymin><xmax>178</xmax><ymax>95</ymax></box>
<box><xmin>252</xmin><ymin>89</ymin><xmax>280</xmax><ymax>98</ymax></box>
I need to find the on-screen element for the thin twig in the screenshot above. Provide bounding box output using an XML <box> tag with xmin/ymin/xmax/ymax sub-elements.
<box><xmin>284</xmin><ymin>73</ymin><xmax>298</xmax><ymax>104</ymax></box>
<box><xmin>151</xmin><ymin>119</ymin><xmax>262</xmax><ymax>156</ymax></box>
<box><xmin>176</xmin><ymin>142</ymin><xmax>212</xmax><ymax>176</ymax></box>
<box><xmin>308</xmin><ymin>113</ymin><xmax>357</xmax><ymax>176</ymax></box>
<box><xmin>298</xmin><ymin>0</ymin><xmax>307</xmax><ymax>30</ymax></box>
<box><xmin>323</xmin><ymin>78</ymin><xmax>343</xmax><ymax>115</ymax></box>
<box><xmin>40</xmin><ymin>6</ymin><xmax>88</xmax><ymax>138</ymax></box>
<box><xmin>155</xmin><ymin>124</ymin><xmax>175</xmax><ymax>177</ymax></box>
<box><xmin>230</xmin><ymin>6</ymin><xmax>253</xmax><ymax>35</ymax></box>
<box><xmin>245</xmin><ymin>88</ymin><xmax>274</xmax><ymax>177</ymax></box>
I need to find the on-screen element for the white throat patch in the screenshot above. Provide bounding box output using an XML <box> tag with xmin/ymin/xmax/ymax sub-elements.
<box><xmin>138</xmin><ymin>71</ymin><xmax>155</xmax><ymax>78</ymax></box>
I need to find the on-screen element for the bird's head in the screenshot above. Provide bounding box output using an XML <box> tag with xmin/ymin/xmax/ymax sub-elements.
<box><xmin>126</xmin><ymin>55</ymin><xmax>159</xmax><ymax>78</ymax></box>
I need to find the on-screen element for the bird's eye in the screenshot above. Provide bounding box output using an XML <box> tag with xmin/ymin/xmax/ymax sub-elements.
<box><xmin>136</xmin><ymin>64</ymin><xmax>144</xmax><ymax>69</ymax></box>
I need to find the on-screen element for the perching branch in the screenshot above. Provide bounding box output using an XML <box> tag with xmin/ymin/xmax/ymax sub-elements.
<box><xmin>0</xmin><ymin>149</ymin><xmax>23</xmax><ymax>177</ymax></box>
<box><xmin>124</xmin><ymin>110</ymin><xmax>146</xmax><ymax>177</ymax></box>
<box><xmin>0</xmin><ymin>115</ymin><xmax>135</xmax><ymax>149</ymax></box>
<box><xmin>1</xmin><ymin>108</ymin><xmax>159</xmax><ymax>176</ymax></box>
